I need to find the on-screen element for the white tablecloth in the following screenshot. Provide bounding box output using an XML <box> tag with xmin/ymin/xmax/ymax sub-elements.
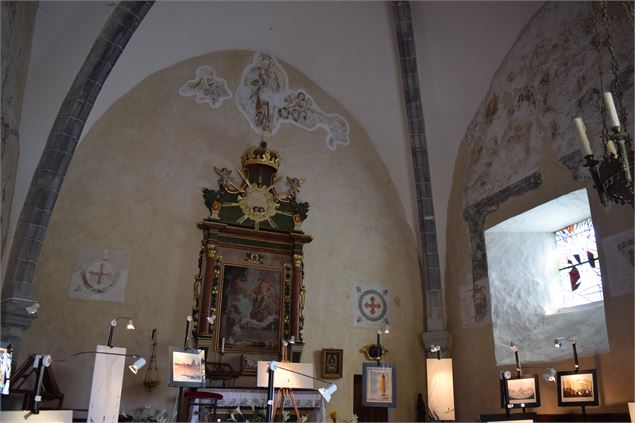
<box><xmin>197</xmin><ymin>388</ymin><xmax>326</xmax><ymax>422</ymax></box>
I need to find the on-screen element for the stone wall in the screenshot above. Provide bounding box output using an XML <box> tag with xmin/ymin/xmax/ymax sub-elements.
<box><xmin>446</xmin><ymin>2</ymin><xmax>634</xmax><ymax>419</ymax></box>
<box><xmin>1</xmin><ymin>1</ymin><xmax>36</xmax><ymax>268</ymax></box>
<box><xmin>20</xmin><ymin>50</ymin><xmax>425</xmax><ymax>421</ymax></box>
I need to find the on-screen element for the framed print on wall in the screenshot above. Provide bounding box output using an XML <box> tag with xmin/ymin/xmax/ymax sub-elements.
<box><xmin>168</xmin><ymin>347</ymin><xmax>206</xmax><ymax>388</ymax></box>
<box><xmin>241</xmin><ymin>354</ymin><xmax>259</xmax><ymax>375</ymax></box>
<box><xmin>321</xmin><ymin>349</ymin><xmax>343</xmax><ymax>379</ymax></box>
<box><xmin>500</xmin><ymin>374</ymin><xmax>541</xmax><ymax>408</ymax></box>
<box><xmin>556</xmin><ymin>369</ymin><xmax>599</xmax><ymax>407</ymax></box>
<box><xmin>362</xmin><ymin>362</ymin><xmax>396</xmax><ymax>408</ymax></box>
<box><xmin>217</xmin><ymin>263</ymin><xmax>284</xmax><ymax>354</ymax></box>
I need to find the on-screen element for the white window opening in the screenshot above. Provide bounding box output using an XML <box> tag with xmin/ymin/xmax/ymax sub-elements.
<box><xmin>485</xmin><ymin>189</ymin><xmax>609</xmax><ymax>365</ymax></box>
<box><xmin>554</xmin><ymin>218</ymin><xmax>603</xmax><ymax>310</ymax></box>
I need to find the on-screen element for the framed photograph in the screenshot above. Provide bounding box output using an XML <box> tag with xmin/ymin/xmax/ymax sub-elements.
<box><xmin>362</xmin><ymin>362</ymin><xmax>396</xmax><ymax>408</ymax></box>
<box><xmin>556</xmin><ymin>369</ymin><xmax>599</xmax><ymax>407</ymax></box>
<box><xmin>321</xmin><ymin>349</ymin><xmax>343</xmax><ymax>379</ymax></box>
<box><xmin>500</xmin><ymin>374</ymin><xmax>541</xmax><ymax>408</ymax></box>
<box><xmin>168</xmin><ymin>347</ymin><xmax>206</xmax><ymax>387</ymax></box>
<box><xmin>217</xmin><ymin>264</ymin><xmax>284</xmax><ymax>353</ymax></box>
<box><xmin>241</xmin><ymin>354</ymin><xmax>275</xmax><ymax>375</ymax></box>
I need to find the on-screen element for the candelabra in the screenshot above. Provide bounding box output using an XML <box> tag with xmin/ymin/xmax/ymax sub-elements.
<box><xmin>574</xmin><ymin>1</ymin><xmax>633</xmax><ymax>207</ymax></box>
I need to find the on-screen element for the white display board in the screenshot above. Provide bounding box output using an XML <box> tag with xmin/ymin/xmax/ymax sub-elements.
<box><xmin>256</xmin><ymin>362</ymin><xmax>314</xmax><ymax>389</ymax></box>
<box><xmin>87</xmin><ymin>345</ymin><xmax>126</xmax><ymax>423</ymax></box>
<box><xmin>426</xmin><ymin>358</ymin><xmax>455</xmax><ymax>421</ymax></box>
<box><xmin>2</xmin><ymin>410</ymin><xmax>72</xmax><ymax>422</ymax></box>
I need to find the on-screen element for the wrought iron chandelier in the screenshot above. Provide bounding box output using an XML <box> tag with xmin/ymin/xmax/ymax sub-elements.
<box><xmin>574</xmin><ymin>1</ymin><xmax>633</xmax><ymax>207</ymax></box>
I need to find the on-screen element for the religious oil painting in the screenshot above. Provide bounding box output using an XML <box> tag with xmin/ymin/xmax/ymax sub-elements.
<box><xmin>501</xmin><ymin>375</ymin><xmax>541</xmax><ymax>408</ymax></box>
<box><xmin>362</xmin><ymin>363</ymin><xmax>396</xmax><ymax>408</ymax></box>
<box><xmin>168</xmin><ymin>347</ymin><xmax>206</xmax><ymax>388</ymax></box>
<box><xmin>557</xmin><ymin>370</ymin><xmax>599</xmax><ymax>407</ymax></box>
<box><xmin>321</xmin><ymin>349</ymin><xmax>343</xmax><ymax>379</ymax></box>
<box><xmin>218</xmin><ymin>264</ymin><xmax>283</xmax><ymax>353</ymax></box>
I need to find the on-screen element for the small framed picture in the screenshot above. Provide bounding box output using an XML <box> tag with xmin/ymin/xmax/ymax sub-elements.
<box><xmin>362</xmin><ymin>362</ymin><xmax>396</xmax><ymax>408</ymax></box>
<box><xmin>241</xmin><ymin>354</ymin><xmax>262</xmax><ymax>375</ymax></box>
<box><xmin>500</xmin><ymin>374</ymin><xmax>541</xmax><ymax>408</ymax></box>
<box><xmin>556</xmin><ymin>369</ymin><xmax>599</xmax><ymax>407</ymax></box>
<box><xmin>168</xmin><ymin>347</ymin><xmax>206</xmax><ymax>387</ymax></box>
<box><xmin>321</xmin><ymin>349</ymin><xmax>343</xmax><ymax>379</ymax></box>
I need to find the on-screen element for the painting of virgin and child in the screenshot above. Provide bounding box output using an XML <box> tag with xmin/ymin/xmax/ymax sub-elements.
<box><xmin>218</xmin><ymin>264</ymin><xmax>283</xmax><ymax>353</ymax></box>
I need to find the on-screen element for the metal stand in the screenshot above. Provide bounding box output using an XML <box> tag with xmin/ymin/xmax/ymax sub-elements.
<box><xmin>266</xmin><ymin>364</ymin><xmax>276</xmax><ymax>423</ymax></box>
<box><xmin>176</xmin><ymin>317</ymin><xmax>192</xmax><ymax>422</ymax></box>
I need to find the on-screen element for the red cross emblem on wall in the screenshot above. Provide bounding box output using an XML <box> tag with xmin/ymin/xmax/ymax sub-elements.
<box><xmin>364</xmin><ymin>296</ymin><xmax>382</xmax><ymax>315</ymax></box>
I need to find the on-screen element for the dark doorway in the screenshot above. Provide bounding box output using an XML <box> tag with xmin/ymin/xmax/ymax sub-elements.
<box><xmin>353</xmin><ymin>374</ymin><xmax>387</xmax><ymax>422</ymax></box>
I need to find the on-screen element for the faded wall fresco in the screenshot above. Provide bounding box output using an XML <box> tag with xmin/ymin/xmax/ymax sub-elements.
<box><xmin>464</xmin><ymin>2</ymin><xmax>633</xmax><ymax>208</ymax></box>
<box><xmin>236</xmin><ymin>53</ymin><xmax>350</xmax><ymax>150</ymax></box>
<box><xmin>179</xmin><ymin>65</ymin><xmax>231</xmax><ymax>108</ymax></box>
<box><xmin>444</xmin><ymin>2</ymin><xmax>634</xmax><ymax>419</ymax></box>
<box><xmin>461</xmin><ymin>2</ymin><xmax>633</xmax><ymax>324</ymax></box>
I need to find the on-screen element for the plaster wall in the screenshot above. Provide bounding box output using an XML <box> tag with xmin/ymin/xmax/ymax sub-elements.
<box><xmin>412</xmin><ymin>0</ymin><xmax>541</xmax><ymax>291</ymax></box>
<box><xmin>7</xmin><ymin>1</ymin><xmax>541</xmax><ymax>294</ymax></box>
<box><xmin>444</xmin><ymin>2</ymin><xmax>633</xmax><ymax>419</ymax></box>
<box><xmin>8</xmin><ymin>1</ymin><xmax>417</xmax><ymax>278</ymax></box>
<box><xmin>20</xmin><ymin>51</ymin><xmax>425</xmax><ymax>421</ymax></box>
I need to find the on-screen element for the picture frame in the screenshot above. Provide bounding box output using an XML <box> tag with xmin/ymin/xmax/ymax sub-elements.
<box><xmin>362</xmin><ymin>362</ymin><xmax>396</xmax><ymax>408</ymax></box>
<box><xmin>168</xmin><ymin>347</ymin><xmax>206</xmax><ymax>387</ymax></box>
<box><xmin>500</xmin><ymin>374</ymin><xmax>541</xmax><ymax>409</ymax></box>
<box><xmin>321</xmin><ymin>349</ymin><xmax>343</xmax><ymax>379</ymax></box>
<box><xmin>556</xmin><ymin>369</ymin><xmax>599</xmax><ymax>407</ymax></box>
<box><xmin>216</xmin><ymin>263</ymin><xmax>285</xmax><ymax>354</ymax></box>
<box><xmin>241</xmin><ymin>354</ymin><xmax>276</xmax><ymax>375</ymax></box>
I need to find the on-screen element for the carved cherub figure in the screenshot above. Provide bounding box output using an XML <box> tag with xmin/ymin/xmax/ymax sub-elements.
<box><xmin>285</xmin><ymin>176</ymin><xmax>305</xmax><ymax>198</ymax></box>
<box><xmin>214</xmin><ymin>167</ymin><xmax>233</xmax><ymax>188</ymax></box>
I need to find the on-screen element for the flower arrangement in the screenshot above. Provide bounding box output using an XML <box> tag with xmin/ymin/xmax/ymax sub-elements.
<box><xmin>329</xmin><ymin>411</ymin><xmax>358</xmax><ymax>423</ymax></box>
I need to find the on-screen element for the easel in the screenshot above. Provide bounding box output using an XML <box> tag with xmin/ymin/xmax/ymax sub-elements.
<box><xmin>271</xmin><ymin>340</ymin><xmax>301</xmax><ymax>422</ymax></box>
<box><xmin>10</xmin><ymin>355</ymin><xmax>63</xmax><ymax>411</ymax></box>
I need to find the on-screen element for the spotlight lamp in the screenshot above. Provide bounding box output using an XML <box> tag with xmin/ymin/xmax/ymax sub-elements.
<box><xmin>429</xmin><ymin>344</ymin><xmax>442</xmax><ymax>360</ymax></box>
<box><xmin>553</xmin><ymin>336</ymin><xmax>579</xmax><ymax>371</ymax></box>
<box><xmin>106</xmin><ymin>316</ymin><xmax>136</xmax><ymax>347</ymax></box>
<box><xmin>207</xmin><ymin>314</ymin><xmax>216</xmax><ymax>325</ymax></box>
<box><xmin>318</xmin><ymin>383</ymin><xmax>338</xmax><ymax>402</ymax></box>
<box><xmin>509</xmin><ymin>342</ymin><xmax>518</xmax><ymax>353</ymax></box>
<box><xmin>128</xmin><ymin>357</ymin><xmax>146</xmax><ymax>374</ymax></box>
<box><xmin>1</xmin><ymin>297</ymin><xmax>40</xmax><ymax>314</ymax></box>
<box><xmin>543</xmin><ymin>367</ymin><xmax>557</xmax><ymax>383</ymax></box>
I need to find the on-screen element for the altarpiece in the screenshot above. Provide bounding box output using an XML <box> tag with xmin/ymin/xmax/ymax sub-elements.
<box><xmin>191</xmin><ymin>137</ymin><xmax>312</xmax><ymax>366</ymax></box>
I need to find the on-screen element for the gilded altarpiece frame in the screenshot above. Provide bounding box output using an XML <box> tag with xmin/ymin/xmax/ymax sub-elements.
<box><xmin>191</xmin><ymin>139</ymin><xmax>312</xmax><ymax>359</ymax></box>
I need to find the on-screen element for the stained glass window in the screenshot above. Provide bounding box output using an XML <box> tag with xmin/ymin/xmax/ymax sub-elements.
<box><xmin>554</xmin><ymin>218</ymin><xmax>603</xmax><ymax>309</ymax></box>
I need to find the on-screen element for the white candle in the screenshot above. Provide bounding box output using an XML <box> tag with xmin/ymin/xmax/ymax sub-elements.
<box><xmin>574</xmin><ymin>117</ymin><xmax>593</xmax><ymax>156</ymax></box>
<box><xmin>603</xmin><ymin>92</ymin><xmax>621</xmax><ymax>129</ymax></box>
<box><xmin>607</xmin><ymin>140</ymin><xmax>618</xmax><ymax>158</ymax></box>
<box><xmin>221</xmin><ymin>337</ymin><xmax>225</xmax><ymax>353</ymax></box>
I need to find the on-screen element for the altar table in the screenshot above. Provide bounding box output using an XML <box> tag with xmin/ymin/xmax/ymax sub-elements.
<box><xmin>194</xmin><ymin>387</ymin><xmax>325</xmax><ymax>422</ymax></box>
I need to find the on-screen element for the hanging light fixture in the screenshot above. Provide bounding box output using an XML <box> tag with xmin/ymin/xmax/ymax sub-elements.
<box><xmin>574</xmin><ymin>1</ymin><xmax>633</xmax><ymax>207</ymax></box>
